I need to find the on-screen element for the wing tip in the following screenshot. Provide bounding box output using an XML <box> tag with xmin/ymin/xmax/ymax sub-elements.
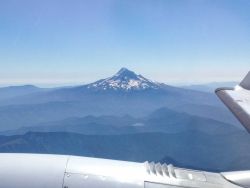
<box><xmin>215</xmin><ymin>87</ymin><xmax>234</xmax><ymax>94</ymax></box>
<box><xmin>215</xmin><ymin>71</ymin><xmax>250</xmax><ymax>133</ymax></box>
<box><xmin>240</xmin><ymin>71</ymin><xmax>250</xmax><ymax>90</ymax></box>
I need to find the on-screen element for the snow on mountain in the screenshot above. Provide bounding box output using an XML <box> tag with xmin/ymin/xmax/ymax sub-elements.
<box><xmin>86</xmin><ymin>68</ymin><xmax>161</xmax><ymax>91</ymax></box>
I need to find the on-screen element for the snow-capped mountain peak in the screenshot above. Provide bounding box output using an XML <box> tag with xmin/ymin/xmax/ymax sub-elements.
<box><xmin>87</xmin><ymin>68</ymin><xmax>161</xmax><ymax>91</ymax></box>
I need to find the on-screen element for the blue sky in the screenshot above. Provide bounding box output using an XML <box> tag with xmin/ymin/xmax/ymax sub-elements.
<box><xmin>0</xmin><ymin>0</ymin><xmax>250</xmax><ymax>86</ymax></box>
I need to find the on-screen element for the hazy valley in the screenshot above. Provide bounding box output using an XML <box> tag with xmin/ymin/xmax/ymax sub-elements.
<box><xmin>0</xmin><ymin>68</ymin><xmax>246</xmax><ymax>172</ymax></box>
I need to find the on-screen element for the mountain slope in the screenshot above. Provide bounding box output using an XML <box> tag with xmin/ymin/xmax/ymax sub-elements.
<box><xmin>171</xmin><ymin>103</ymin><xmax>241</xmax><ymax>127</ymax></box>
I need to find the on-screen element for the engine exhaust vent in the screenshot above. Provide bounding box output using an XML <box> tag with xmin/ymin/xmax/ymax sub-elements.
<box><xmin>145</xmin><ymin>162</ymin><xmax>176</xmax><ymax>178</ymax></box>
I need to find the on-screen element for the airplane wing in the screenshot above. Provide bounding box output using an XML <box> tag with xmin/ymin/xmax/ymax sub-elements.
<box><xmin>216</xmin><ymin>71</ymin><xmax>250</xmax><ymax>132</ymax></box>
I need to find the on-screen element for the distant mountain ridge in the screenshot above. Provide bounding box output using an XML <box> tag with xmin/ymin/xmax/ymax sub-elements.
<box><xmin>0</xmin><ymin>85</ymin><xmax>44</xmax><ymax>100</ymax></box>
<box><xmin>182</xmin><ymin>82</ymin><xmax>238</xmax><ymax>93</ymax></box>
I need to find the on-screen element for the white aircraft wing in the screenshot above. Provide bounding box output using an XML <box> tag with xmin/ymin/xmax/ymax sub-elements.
<box><xmin>216</xmin><ymin>71</ymin><xmax>250</xmax><ymax>132</ymax></box>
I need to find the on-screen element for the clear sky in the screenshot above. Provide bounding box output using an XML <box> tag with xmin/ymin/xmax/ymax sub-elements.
<box><xmin>0</xmin><ymin>0</ymin><xmax>250</xmax><ymax>86</ymax></box>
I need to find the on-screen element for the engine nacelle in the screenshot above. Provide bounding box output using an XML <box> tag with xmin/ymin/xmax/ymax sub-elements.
<box><xmin>0</xmin><ymin>153</ymin><xmax>248</xmax><ymax>188</ymax></box>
